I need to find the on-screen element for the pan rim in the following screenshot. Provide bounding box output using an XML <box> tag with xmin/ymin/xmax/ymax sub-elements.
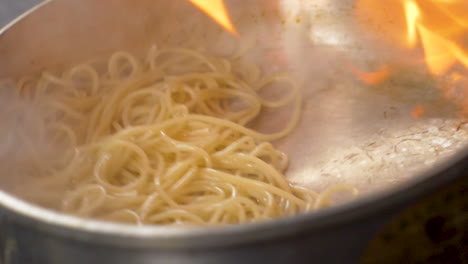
<box><xmin>1</xmin><ymin>0</ymin><xmax>467</xmax><ymax>249</ymax></box>
<box><xmin>1</xmin><ymin>147</ymin><xmax>466</xmax><ymax>249</ymax></box>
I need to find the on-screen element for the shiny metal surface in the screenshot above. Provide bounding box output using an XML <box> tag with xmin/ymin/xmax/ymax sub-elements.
<box><xmin>0</xmin><ymin>0</ymin><xmax>467</xmax><ymax>263</ymax></box>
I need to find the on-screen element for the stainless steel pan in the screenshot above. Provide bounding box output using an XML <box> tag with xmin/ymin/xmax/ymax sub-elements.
<box><xmin>0</xmin><ymin>0</ymin><xmax>467</xmax><ymax>263</ymax></box>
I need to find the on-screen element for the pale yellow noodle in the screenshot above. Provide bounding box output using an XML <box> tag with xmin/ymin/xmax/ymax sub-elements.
<box><xmin>9</xmin><ymin>46</ymin><xmax>359</xmax><ymax>225</ymax></box>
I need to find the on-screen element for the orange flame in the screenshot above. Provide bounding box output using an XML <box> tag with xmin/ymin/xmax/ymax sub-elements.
<box><xmin>403</xmin><ymin>0</ymin><xmax>468</xmax><ymax>76</ymax></box>
<box><xmin>357</xmin><ymin>0</ymin><xmax>468</xmax><ymax>116</ymax></box>
<box><xmin>348</xmin><ymin>64</ymin><xmax>392</xmax><ymax>85</ymax></box>
<box><xmin>411</xmin><ymin>104</ymin><xmax>426</xmax><ymax>118</ymax></box>
<box><xmin>188</xmin><ymin>0</ymin><xmax>238</xmax><ymax>36</ymax></box>
<box><xmin>404</xmin><ymin>0</ymin><xmax>421</xmax><ymax>47</ymax></box>
<box><xmin>356</xmin><ymin>0</ymin><xmax>467</xmax><ymax>76</ymax></box>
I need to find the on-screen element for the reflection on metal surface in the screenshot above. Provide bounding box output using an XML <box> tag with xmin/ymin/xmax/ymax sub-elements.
<box><xmin>277</xmin><ymin>75</ymin><xmax>468</xmax><ymax>196</ymax></box>
<box><xmin>272</xmin><ymin>0</ymin><xmax>468</xmax><ymax>198</ymax></box>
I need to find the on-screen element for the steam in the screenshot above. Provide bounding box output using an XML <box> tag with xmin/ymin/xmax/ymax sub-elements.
<box><xmin>0</xmin><ymin>80</ymin><xmax>68</xmax><ymax>208</ymax></box>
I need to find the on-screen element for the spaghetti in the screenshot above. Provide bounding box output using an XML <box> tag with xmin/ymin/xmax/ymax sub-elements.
<box><xmin>11</xmin><ymin>46</ymin><xmax>358</xmax><ymax>225</ymax></box>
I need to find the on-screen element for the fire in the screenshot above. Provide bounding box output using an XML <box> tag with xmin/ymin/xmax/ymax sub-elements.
<box><xmin>188</xmin><ymin>0</ymin><xmax>238</xmax><ymax>36</ymax></box>
<box><xmin>402</xmin><ymin>0</ymin><xmax>468</xmax><ymax>116</ymax></box>
<box><xmin>357</xmin><ymin>0</ymin><xmax>468</xmax><ymax>116</ymax></box>
<box><xmin>412</xmin><ymin>104</ymin><xmax>426</xmax><ymax>118</ymax></box>
<box><xmin>348</xmin><ymin>64</ymin><xmax>391</xmax><ymax>85</ymax></box>
<box><xmin>356</xmin><ymin>0</ymin><xmax>467</xmax><ymax>76</ymax></box>
<box><xmin>404</xmin><ymin>0</ymin><xmax>421</xmax><ymax>47</ymax></box>
<box><xmin>402</xmin><ymin>0</ymin><xmax>468</xmax><ymax>76</ymax></box>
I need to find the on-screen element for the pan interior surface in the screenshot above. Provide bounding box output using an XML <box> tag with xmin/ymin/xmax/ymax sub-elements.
<box><xmin>0</xmin><ymin>0</ymin><xmax>467</xmax><ymax>226</ymax></box>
